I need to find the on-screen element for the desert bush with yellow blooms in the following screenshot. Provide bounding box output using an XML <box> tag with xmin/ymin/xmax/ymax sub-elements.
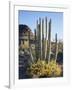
<box><xmin>27</xmin><ymin>60</ymin><xmax>62</xmax><ymax>78</ymax></box>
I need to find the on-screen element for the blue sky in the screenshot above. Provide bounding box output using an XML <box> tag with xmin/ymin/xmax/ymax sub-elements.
<box><xmin>19</xmin><ymin>10</ymin><xmax>63</xmax><ymax>41</ymax></box>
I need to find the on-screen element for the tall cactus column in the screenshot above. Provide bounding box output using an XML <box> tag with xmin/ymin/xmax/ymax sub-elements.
<box><xmin>38</xmin><ymin>18</ymin><xmax>41</xmax><ymax>60</ymax></box>
<box><xmin>34</xmin><ymin>29</ymin><xmax>37</xmax><ymax>61</ymax></box>
<box><xmin>55</xmin><ymin>33</ymin><xmax>58</xmax><ymax>62</ymax></box>
<box><xmin>40</xmin><ymin>18</ymin><xmax>42</xmax><ymax>60</ymax></box>
<box><xmin>47</xmin><ymin>19</ymin><xmax>51</xmax><ymax>62</ymax></box>
<box><xmin>28</xmin><ymin>31</ymin><xmax>34</xmax><ymax>62</ymax></box>
<box><xmin>45</xmin><ymin>17</ymin><xmax>48</xmax><ymax>60</ymax></box>
<box><xmin>36</xmin><ymin>20</ymin><xmax>39</xmax><ymax>60</ymax></box>
<box><xmin>42</xmin><ymin>19</ymin><xmax>45</xmax><ymax>60</ymax></box>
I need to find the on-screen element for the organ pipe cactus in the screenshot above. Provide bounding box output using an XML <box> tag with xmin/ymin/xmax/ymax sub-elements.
<box><xmin>34</xmin><ymin>18</ymin><xmax>58</xmax><ymax>63</ymax></box>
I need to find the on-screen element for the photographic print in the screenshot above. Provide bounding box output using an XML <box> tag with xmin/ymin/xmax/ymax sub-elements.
<box><xmin>19</xmin><ymin>10</ymin><xmax>63</xmax><ymax>79</ymax></box>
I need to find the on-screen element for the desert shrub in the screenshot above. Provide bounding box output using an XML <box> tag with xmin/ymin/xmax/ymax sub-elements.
<box><xmin>27</xmin><ymin>60</ymin><xmax>62</xmax><ymax>78</ymax></box>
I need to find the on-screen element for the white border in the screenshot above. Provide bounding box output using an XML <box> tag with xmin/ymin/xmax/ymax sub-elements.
<box><xmin>9</xmin><ymin>1</ymin><xmax>71</xmax><ymax>88</ymax></box>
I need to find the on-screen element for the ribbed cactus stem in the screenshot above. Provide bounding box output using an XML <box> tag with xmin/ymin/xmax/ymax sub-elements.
<box><xmin>34</xmin><ymin>28</ymin><xmax>39</xmax><ymax>61</ymax></box>
<box><xmin>42</xmin><ymin>19</ymin><xmax>45</xmax><ymax>60</ymax></box>
<box><xmin>28</xmin><ymin>31</ymin><xmax>34</xmax><ymax>62</ymax></box>
<box><xmin>55</xmin><ymin>33</ymin><xmax>58</xmax><ymax>62</ymax></box>
<box><xmin>46</xmin><ymin>19</ymin><xmax>49</xmax><ymax>61</ymax></box>
<box><xmin>38</xmin><ymin>17</ymin><xmax>41</xmax><ymax>60</ymax></box>
<box><xmin>45</xmin><ymin>17</ymin><xmax>47</xmax><ymax>60</ymax></box>
<box><xmin>36</xmin><ymin>20</ymin><xmax>39</xmax><ymax>60</ymax></box>
<box><xmin>48</xmin><ymin>19</ymin><xmax>51</xmax><ymax>62</ymax></box>
<box><xmin>40</xmin><ymin>18</ymin><xmax>42</xmax><ymax>60</ymax></box>
<box><xmin>34</xmin><ymin>29</ymin><xmax>36</xmax><ymax>60</ymax></box>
